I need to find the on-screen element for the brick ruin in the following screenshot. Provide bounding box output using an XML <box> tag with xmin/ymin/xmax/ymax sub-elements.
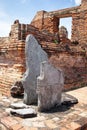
<box><xmin>0</xmin><ymin>0</ymin><xmax>87</xmax><ymax>95</ymax></box>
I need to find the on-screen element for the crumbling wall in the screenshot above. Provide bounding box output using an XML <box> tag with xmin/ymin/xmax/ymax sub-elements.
<box><xmin>31</xmin><ymin>11</ymin><xmax>59</xmax><ymax>34</ymax></box>
<box><xmin>49</xmin><ymin>49</ymin><xmax>87</xmax><ymax>90</ymax></box>
<box><xmin>10</xmin><ymin>20</ymin><xmax>58</xmax><ymax>42</ymax></box>
<box><xmin>0</xmin><ymin>38</ymin><xmax>25</xmax><ymax>95</ymax></box>
<box><xmin>31</xmin><ymin>0</ymin><xmax>87</xmax><ymax>45</ymax></box>
<box><xmin>72</xmin><ymin>11</ymin><xmax>87</xmax><ymax>44</ymax></box>
<box><xmin>72</xmin><ymin>0</ymin><xmax>87</xmax><ymax>44</ymax></box>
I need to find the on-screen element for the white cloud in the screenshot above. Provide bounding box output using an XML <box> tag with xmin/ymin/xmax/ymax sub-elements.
<box><xmin>74</xmin><ymin>0</ymin><xmax>81</xmax><ymax>5</ymax></box>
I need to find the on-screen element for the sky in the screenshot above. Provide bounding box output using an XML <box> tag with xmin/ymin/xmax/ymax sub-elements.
<box><xmin>0</xmin><ymin>0</ymin><xmax>81</xmax><ymax>38</ymax></box>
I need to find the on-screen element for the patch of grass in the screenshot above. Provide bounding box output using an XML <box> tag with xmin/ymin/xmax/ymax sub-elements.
<box><xmin>54</xmin><ymin>39</ymin><xmax>59</xmax><ymax>44</ymax></box>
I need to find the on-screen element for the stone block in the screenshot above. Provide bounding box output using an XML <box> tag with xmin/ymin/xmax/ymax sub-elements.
<box><xmin>37</xmin><ymin>61</ymin><xmax>64</xmax><ymax>111</ymax></box>
<box><xmin>10</xmin><ymin>108</ymin><xmax>37</xmax><ymax>118</ymax></box>
<box><xmin>10</xmin><ymin>102</ymin><xmax>29</xmax><ymax>109</ymax></box>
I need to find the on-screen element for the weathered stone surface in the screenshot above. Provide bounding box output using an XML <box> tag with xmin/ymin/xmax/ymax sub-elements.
<box><xmin>59</xmin><ymin>26</ymin><xmax>68</xmax><ymax>38</ymax></box>
<box><xmin>10</xmin><ymin>108</ymin><xmax>37</xmax><ymax>118</ymax></box>
<box><xmin>22</xmin><ymin>34</ymin><xmax>48</xmax><ymax>105</ymax></box>
<box><xmin>37</xmin><ymin>61</ymin><xmax>64</xmax><ymax>111</ymax></box>
<box><xmin>10</xmin><ymin>81</ymin><xmax>24</xmax><ymax>97</ymax></box>
<box><xmin>62</xmin><ymin>93</ymin><xmax>78</xmax><ymax>106</ymax></box>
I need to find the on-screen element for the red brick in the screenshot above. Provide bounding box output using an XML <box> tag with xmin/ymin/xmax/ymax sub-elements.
<box><xmin>11</xmin><ymin>123</ymin><xmax>23</xmax><ymax>130</ymax></box>
<box><xmin>1</xmin><ymin>116</ymin><xmax>18</xmax><ymax>127</ymax></box>
<box><xmin>70</xmin><ymin>122</ymin><xmax>81</xmax><ymax>130</ymax></box>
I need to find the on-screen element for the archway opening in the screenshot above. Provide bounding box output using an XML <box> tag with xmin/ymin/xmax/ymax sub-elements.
<box><xmin>59</xmin><ymin>17</ymin><xmax>72</xmax><ymax>39</ymax></box>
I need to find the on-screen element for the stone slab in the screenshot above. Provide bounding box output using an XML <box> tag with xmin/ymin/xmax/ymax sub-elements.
<box><xmin>10</xmin><ymin>102</ymin><xmax>29</xmax><ymax>109</ymax></box>
<box><xmin>62</xmin><ymin>93</ymin><xmax>78</xmax><ymax>106</ymax></box>
<box><xmin>22</xmin><ymin>34</ymin><xmax>48</xmax><ymax>105</ymax></box>
<box><xmin>37</xmin><ymin>61</ymin><xmax>64</xmax><ymax>111</ymax></box>
<box><xmin>10</xmin><ymin>108</ymin><xmax>37</xmax><ymax>118</ymax></box>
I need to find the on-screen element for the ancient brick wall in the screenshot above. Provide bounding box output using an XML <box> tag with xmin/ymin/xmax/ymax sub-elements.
<box><xmin>0</xmin><ymin>37</ymin><xmax>25</xmax><ymax>95</ymax></box>
<box><xmin>49</xmin><ymin>50</ymin><xmax>87</xmax><ymax>90</ymax></box>
<box><xmin>31</xmin><ymin>11</ymin><xmax>46</xmax><ymax>30</ymax></box>
<box><xmin>10</xmin><ymin>20</ymin><xmax>58</xmax><ymax>42</ymax></box>
<box><xmin>31</xmin><ymin>0</ymin><xmax>87</xmax><ymax>45</ymax></box>
<box><xmin>31</xmin><ymin>11</ymin><xmax>59</xmax><ymax>34</ymax></box>
<box><xmin>71</xmin><ymin>0</ymin><xmax>87</xmax><ymax>44</ymax></box>
<box><xmin>72</xmin><ymin>11</ymin><xmax>87</xmax><ymax>44</ymax></box>
<box><xmin>31</xmin><ymin>7</ymin><xmax>79</xmax><ymax>40</ymax></box>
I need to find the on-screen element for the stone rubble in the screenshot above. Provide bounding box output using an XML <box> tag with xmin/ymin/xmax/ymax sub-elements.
<box><xmin>10</xmin><ymin>102</ymin><xmax>29</xmax><ymax>109</ymax></box>
<box><xmin>10</xmin><ymin>108</ymin><xmax>37</xmax><ymax>118</ymax></box>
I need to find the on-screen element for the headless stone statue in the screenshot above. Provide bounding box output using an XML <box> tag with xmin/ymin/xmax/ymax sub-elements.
<box><xmin>37</xmin><ymin>61</ymin><xmax>64</xmax><ymax>111</ymax></box>
<box><xmin>22</xmin><ymin>34</ymin><xmax>48</xmax><ymax>105</ymax></box>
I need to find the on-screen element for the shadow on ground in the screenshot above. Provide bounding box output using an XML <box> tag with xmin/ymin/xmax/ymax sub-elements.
<box><xmin>40</xmin><ymin>93</ymin><xmax>78</xmax><ymax>113</ymax></box>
